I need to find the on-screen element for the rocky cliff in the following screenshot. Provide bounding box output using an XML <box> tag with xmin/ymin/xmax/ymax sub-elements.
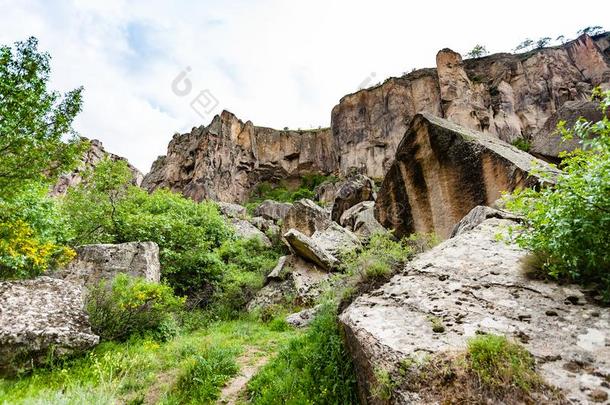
<box><xmin>51</xmin><ymin>138</ymin><xmax>143</xmax><ymax>196</ymax></box>
<box><xmin>142</xmin><ymin>111</ymin><xmax>336</xmax><ymax>203</ymax></box>
<box><xmin>144</xmin><ymin>34</ymin><xmax>609</xmax><ymax>203</ymax></box>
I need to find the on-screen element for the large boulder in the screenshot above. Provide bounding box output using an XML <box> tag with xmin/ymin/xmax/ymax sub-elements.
<box><xmin>253</xmin><ymin>200</ymin><xmax>293</xmax><ymax>222</ymax></box>
<box><xmin>230</xmin><ymin>218</ymin><xmax>272</xmax><ymax>247</ymax></box>
<box><xmin>449</xmin><ymin>205</ymin><xmax>520</xmax><ymax>238</ymax></box>
<box><xmin>340</xmin><ymin>201</ymin><xmax>386</xmax><ymax>239</ymax></box>
<box><xmin>310</xmin><ymin>222</ymin><xmax>360</xmax><ymax>257</ymax></box>
<box><xmin>281</xmin><ymin>199</ymin><xmax>331</xmax><ymax>237</ymax></box>
<box><xmin>54</xmin><ymin>242</ymin><xmax>161</xmax><ymax>287</ymax></box>
<box><xmin>531</xmin><ymin>100</ymin><xmax>610</xmax><ymax>160</ymax></box>
<box><xmin>247</xmin><ymin>255</ymin><xmax>331</xmax><ymax>310</ymax></box>
<box><xmin>340</xmin><ymin>214</ymin><xmax>610</xmax><ymax>404</ymax></box>
<box><xmin>284</xmin><ymin>229</ymin><xmax>339</xmax><ymax>271</ymax></box>
<box><xmin>331</xmin><ymin>174</ymin><xmax>376</xmax><ymax>223</ymax></box>
<box><xmin>375</xmin><ymin>113</ymin><xmax>560</xmax><ymax>239</ymax></box>
<box><xmin>217</xmin><ymin>201</ymin><xmax>247</xmax><ymax>219</ymax></box>
<box><xmin>0</xmin><ymin>277</ymin><xmax>99</xmax><ymax>376</ymax></box>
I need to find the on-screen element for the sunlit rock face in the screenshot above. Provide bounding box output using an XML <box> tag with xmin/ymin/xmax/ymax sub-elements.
<box><xmin>143</xmin><ymin>110</ymin><xmax>336</xmax><ymax>204</ymax></box>
<box><xmin>331</xmin><ymin>34</ymin><xmax>610</xmax><ymax>179</ymax></box>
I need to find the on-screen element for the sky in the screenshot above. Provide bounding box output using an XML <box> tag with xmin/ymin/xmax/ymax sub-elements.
<box><xmin>0</xmin><ymin>0</ymin><xmax>603</xmax><ymax>172</ymax></box>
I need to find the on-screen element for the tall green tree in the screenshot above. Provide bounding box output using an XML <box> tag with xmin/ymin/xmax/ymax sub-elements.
<box><xmin>0</xmin><ymin>37</ymin><xmax>85</xmax><ymax>197</ymax></box>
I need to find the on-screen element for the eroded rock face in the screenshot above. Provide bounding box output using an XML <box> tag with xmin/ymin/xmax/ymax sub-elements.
<box><xmin>340</xmin><ymin>201</ymin><xmax>386</xmax><ymax>239</ymax></box>
<box><xmin>531</xmin><ymin>100</ymin><xmax>610</xmax><ymax>160</ymax></box>
<box><xmin>0</xmin><ymin>277</ymin><xmax>99</xmax><ymax>376</ymax></box>
<box><xmin>230</xmin><ymin>218</ymin><xmax>272</xmax><ymax>247</ymax></box>
<box><xmin>52</xmin><ymin>138</ymin><xmax>142</xmax><ymax>196</ymax></box>
<box><xmin>281</xmin><ymin>199</ymin><xmax>331</xmax><ymax>237</ymax></box>
<box><xmin>216</xmin><ymin>202</ymin><xmax>247</xmax><ymax>219</ymax></box>
<box><xmin>374</xmin><ymin>113</ymin><xmax>559</xmax><ymax>239</ymax></box>
<box><xmin>253</xmin><ymin>200</ymin><xmax>293</xmax><ymax>222</ymax></box>
<box><xmin>331</xmin><ymin>34</ymin><xmax>610</xmax><ymax>179</ymax></box>
<box><xmin>284</xmin><ymin>229</ymin><xmax>339</xmax><ymax>271</ymax></box>
<box><xmin>53</xmin><ymin>242</ymin><xmax>160</xmax><ymax>287</ymax></box>
<box><xmin>339</xmin><ymin>216</ymin><xmax>610</xmax><ymax>404</ymax></box>
<box><xmin>142</xmin><ymin>111</ymin><xmax>336</xmax><ymax>204</ymax></box>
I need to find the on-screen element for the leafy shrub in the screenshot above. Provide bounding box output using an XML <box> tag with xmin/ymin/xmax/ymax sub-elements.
<box><xmin>0</xmin><ymin>186</ymin><xmax>74</xmax><ymax>279</ymax></box>
<box><xmin>247</xmin><ymin>174</ymin><xmax>336</xmax><ymax>211</ymax></box>
<box><xmin>173</xmin><ymin>346</ymin><xmax>239</xmax><ymax>403</ymax></box>
<box><xmin>247</xmin><ymin>303</ymin><xmax>358</xmax><ymax>404</ymax></box>
<box><xmin>467</xmin><ymin>334</ymin><xmax>540</xmax><ymax>393</ymax></box>
<box><xmin>86</xmin><ymin>274</ymin><xmax>185</xmax><ymax>341</ymax></box>
<box><xmin>505</xmin><ymin>89</ymin><xmax>610</xmax><ymax>300</ymax></box>
<box><xmin>511</xmin><ymin>138</ymin><xmax>531</xmax><ymax>152</ymax></box>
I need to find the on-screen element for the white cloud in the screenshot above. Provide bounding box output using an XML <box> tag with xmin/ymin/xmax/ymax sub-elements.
<box><xmin>0</xmin><ymin>0</ymin><xmax>602</xmax><ymax>171</ymax></box>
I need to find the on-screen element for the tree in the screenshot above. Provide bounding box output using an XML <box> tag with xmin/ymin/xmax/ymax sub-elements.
<box><xmin>505</xmin><ymin>88</ymin><xmax>610</xmax><ymax>301</ymax></box>
<box><xmin>0</xmin><ymin>37</ymin><xmax>85</xmax><ymax>197</ymax></box>
<box><xmin>466</xmin><ymin>45</ymin><xmax>488</xmax><ymax>59</ymax></box>
<box><xmin>578</xmin><ymin>26</ymin><xmax>604</xmax><ymax>36</ymax></box>
<box><xmin>555</xmin><ymin>35</ymin><xmax>568</xmax><ymax>45</ymax></box>
<box><xmin>514</xmin><ymin>38</ymin><xmax>534</xmax><ymax>52</ymax></box>
<box><xmin>535</xmin><ymin>37</ymin><xmax>552</xmax><ymax>49</ymax></box>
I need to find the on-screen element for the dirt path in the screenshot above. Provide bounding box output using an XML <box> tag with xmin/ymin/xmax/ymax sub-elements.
<box><xmin>217</xmin><ymin>348</ymin><xmax>269</xmax><ymax>405</ymax></box>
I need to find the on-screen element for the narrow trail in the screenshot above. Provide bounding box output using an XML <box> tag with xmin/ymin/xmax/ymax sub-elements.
<box><xmin>217</xmin><ymin>348</ymin><xmax>269</xmax><ymax>405</ymax></box>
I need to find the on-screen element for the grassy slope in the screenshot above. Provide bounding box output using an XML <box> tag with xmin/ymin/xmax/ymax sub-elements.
<box><xmin>0</xmin><ymin>318</ymin><xmax>300</xmax><ymax>405</ymax></box>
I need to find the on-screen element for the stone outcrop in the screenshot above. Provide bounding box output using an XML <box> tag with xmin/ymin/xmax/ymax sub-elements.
<box><xmin>253</xmin><ymin>200</ymin><xmax>293</xmax><ymax>222</ymax></box>
<box><xmin>530</xmin><ymin>99</ymin><xmax>610</xmax><ymax>160</ymax></box>
<box><xmin>286</xmin><ymin>306</ymin><xmax>320</xmax><ymax>328</ymax></box>
<box><xmin>331</xmin><ymin>34</ymin><xmax>610</xmax><ymax>179</ymax></box>
<box><xmin>247</xmin><ymin>255</ymin><xmax>330</xmax><ymax>310</ymax></box>
<box><xmin>449</xmin><ymin>205</ymin><xmax>520</xmax><ymax>238</ymax></box>
<box><xmin>53</xmin><ymin>242</ymin><xmax>160</xmax><ymax>287</ymax></box>
<box><xmin>374</xmin><ymin>113</ymin><xmax>560</xmax><ymax>239</ymax></box>
<box><xmin>340</xmin><ymin>201</ymin><xmax>386</xmax><ymax>239</ymax></box>
<box><xmin>340</xmin><ymin>214</ymin><xmax>610</xmax><ymax>404</ymax></box>
<box><xmin>281</xmin><ymin>199</ymin><xmax>331</xmax><ymax>237</ymax></box>
<box><xmin>330</xmin><ymin>174</ymin><xmax>376</xmax><ymax>223</ymax></box>
<box><xmin>142</xmin><ymin>111</ymin><xmax>336</xmax><ymax>204</ymax></box>
<box><xmin>52</xmin><ymin>138</ymin><xmax>142</xmax><ymax>196</ymax></box>
<box><xmin>284</xmin><ymin>229</ymin><xmax>339</xmax><ymax>271</ymax></box>
<box><xmin>230</xmin><ymin>218</ymin><xmax>272</xmax><ymax>247</ymax></box>
<box><xmin>216</xmin><ymin>201</ymin><xmax>247</xmax><ymax>219</ymax></box>
<box><xmin>0</xmin><ymin>277</ymin><xmax>99</xmax><ymax>376</ymax></box>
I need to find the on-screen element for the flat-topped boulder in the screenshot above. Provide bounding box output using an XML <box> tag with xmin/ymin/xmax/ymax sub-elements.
<box><xmin>53</xmin><ymin>241</ymin><xmax>160</xmax><ymax>287</ymax></box>
<box><xmin>375</xmin><ymin>113</ymin><xmax>560</xmax><ymax>239</ymax></box>
<box><xmin>340</xmin><ymin>215</ymin><xmax>609</xmax><ymax>404</ymax></box>
<box><xmin>330</xmin><ymin>174</ymin><xmax>376</xmax><ymax>223</ymax></box>
<box><xmin>253</xmin><ymin>200</ymin><xmax>293</xmax><ymax>222</ymax></box>
<box><xmin>0</xmin><ymin>277</ymin><xmax>99</xmax><ymax>376</ymax></box>
<box><xmin>281</xmin><ymin>199</ymin><xmax>331</xmax><ymax>237</ymax></box>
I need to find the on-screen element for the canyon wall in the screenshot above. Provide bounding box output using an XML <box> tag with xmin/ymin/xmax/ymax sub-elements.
<box><xmin>144</xmin><ymin>34</ymin><xmax>610</xmax><ymax>203</ymax></box>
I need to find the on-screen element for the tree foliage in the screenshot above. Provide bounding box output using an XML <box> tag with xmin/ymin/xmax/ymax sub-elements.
<box><xmin>0</xmin><ymin>37</ymin><xmax>85</xmax><ymax>197</ymax></box>
<box><xmin>466</xmin><ymin>44</ymin><xmax>488</xmax><ymax>59</ymax></box>
<box><xmin>506</xmin><ymin>89</ymin><xmax>610</xmax><ymax>300</ymax></box>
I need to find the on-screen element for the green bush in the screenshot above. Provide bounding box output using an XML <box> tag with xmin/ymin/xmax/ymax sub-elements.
<box><xmin>505</xmin><ymin>89</ymin><xmax>610</xmax><ymax>300</ymax></box>
<box><xmin>247</xmin><ymin>174</ymin><xmax>336</xmax><ymax>211</ymax></box>
<box><xmin>247</xmin><ymin>303</ymin><xmax>358</xmax><ymax>404</ymax></box>
<box><xmin>0</xmin><ymin>186</ymin><xmax>75</xmax><ymax>279</ymax></box>
<box><xmin>86</xmin><ymin>274</ymin><xmax>185</xmax><ymax>341</ymax></box>
<box><xmin>172</xmin><ymin>346</ymin><xmax>239</xmax><ymax>403</ymax></box>
<box><xmin>467</xmin><ymin>334</ymin><xmax>540</xmax><ymax>393</ymax></box>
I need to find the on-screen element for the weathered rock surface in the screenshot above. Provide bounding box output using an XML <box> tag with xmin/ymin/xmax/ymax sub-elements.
<box><xmin>247</xmin><ymin>255</ymin><xmax>330</xmax><ymax>310</ymax></box>
<box><xmin>449</xmin><ymin>205</ymin><xmax>520</xmax><ymax>238</ymax></box>
<box><xmin>331</xmin><ymin>174</ymin><xmax>376</xmax><ymax>223</ymax></box>
<box><xmin>331</xmin><ymin>34</ymin><xmax>610</xmax><ymax>179</ymax></box>
<box><xmin>53</xmin><ymin>242</ymin><xmax>160</xmax><ymax>287</ymax></box>
<box><xmin>286</xmin><ymin>306</ymin><xmax>320</xmax><ymax>328</ymax></box>
<box><xmin>253</xmin><ymin>200</ymin><xmax>293</xmax><ymax>222</ymax></box>
<box><xmin>340</xmin><ymin>201</ymin><xmax>386</xmax><ymax>239</ymax></box>
<box><xmin>52</xmin><ymin>138</ymin><xmax>142</xmax><ymax>196</ymax></box>
<box><xmin>531</xmin><ymin>99</ymin><xmax>610</xmax><ymax>160</ymax></box>
<box><xmin>340</xmin><ymin>216</ymin><xmax>610</xmax><ymax>404</ymax></box>
<box><xmin>284</xmin><ymin>229</ymin><xmax>339</xmax><ymax>271</ymax></box>
<box><xmin>142</xmin><ymin>111</ymin><xmax>336</xmax><ymax>204</ymax></box>
<box><xmin>281</xmin><ymin>199</ymin><xmax>331</xmax><ymax>237</ymax></box>
<box><xmin>217</xmin><ymin>201</ymin><xmax>247</xmax><ymax>219</ymax></box>
<box><xmin>230</xmin><ymin>218</ymin><xmax>272</xmax><ymax>247</ymax></box>
<box><xmin>0</xmin><ymin>277</ymin><xmax>99</xmax><ymax>376</ymax></box>
<box><xmin>375</xmin><ymin>113</ymin><xmax>560</xmax><ymax>239</ymax></box>
<box><xmin>310</xmin><ymin>222</ymin><xmax>360</xmax><ymax>257</ymax></box>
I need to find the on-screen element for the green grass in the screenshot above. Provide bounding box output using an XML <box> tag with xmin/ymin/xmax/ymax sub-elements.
<box><xmin>467</xmin><ymin>334</ymin><xmax>540</xmax><ymax>393</ymax></box>
<box><xmin>0</xmin><ymin>317</ymin><xmax>299</xmax><ymax>405</ymax></box>
<box><xmin>247</xmin><ymin>303</ymin><xmax>358</xmax><ymax>405</ymax></box>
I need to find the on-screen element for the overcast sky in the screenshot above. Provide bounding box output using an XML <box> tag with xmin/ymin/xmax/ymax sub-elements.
<box><xmin>0</xmin><ymin>0</ymin><xmax>603</xmax><ymax>172</ymax></box>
